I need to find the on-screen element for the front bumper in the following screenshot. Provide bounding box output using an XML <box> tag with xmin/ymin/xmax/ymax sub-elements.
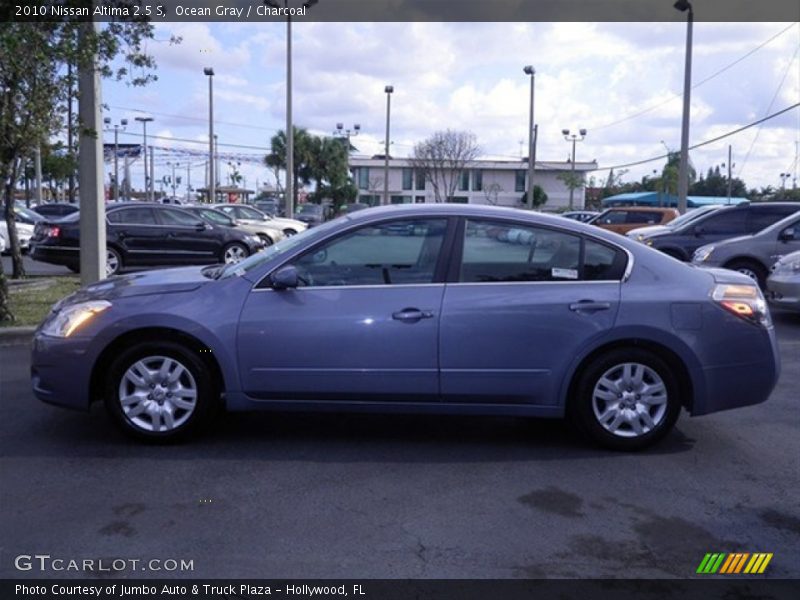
<box><xmin>31</xmin><ymin>332</ymin><xmax>94</xmax><ymax>411</ymax></box>
<box><xmin>766</xmin><ymin>274</ymin><xmax>800</xmax><ymax>312</ymax></box>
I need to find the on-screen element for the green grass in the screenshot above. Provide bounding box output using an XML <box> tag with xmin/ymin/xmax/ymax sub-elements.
<box><xmin>4</xmin><ymin>276</ymin><xmax>82</xmax><ymax>327</ymax></box>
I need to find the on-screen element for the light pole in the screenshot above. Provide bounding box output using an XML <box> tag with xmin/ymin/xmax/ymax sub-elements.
<box><xmin>721</xmin><ymin>145</ymin><xmax>734</xmax><ymax>203</ymax></box>
<box><xmin>204</xmin><ymin>67</ymin><xmax>215</xmax><ymax>204</ymax></box>
<box><xmin>562</xmin><ymin>128</ymin><xmax>587</xmax><ymax>210</ymax></box>
<box><xmin>383</xmin><ymin>85</ymin><xmax>394</xmax><ymax>206</ymax></box>
<box><xmin>334</xmin><ymin>122</ymin><xmax>360</xmax><ymax>181</ymax></box>
<box><xmin>264</xmin><ymin>0</ymin><xmax>321</xmax><ymax>218</ymax></box>
<box><xmin>103</xmin><ymin>118</ymin><xmax>127</xmax><ymax>202</ymax></box>
<box><xmin>780</xmin><ymin>172</ymin><xmax>791</xmax><ymax>193</ymax></box>
<box><xmin>523</xmin><ymin>65</ymin><xmax>536</xmax><ymax>210</ymax></box>
<box><xmin>675</xmin><ymin>0</ymin><xmax>693</xmax><ymax>214</ymax></box>
<box><xmin>134</xmin><ymin>116</ymin><xmax>153</xmax><ymax>201</ymax></box>
<box><xmin>167</xmin><ymin>162</ymin><xmax>181</xmax><ymax>198</ymax></box>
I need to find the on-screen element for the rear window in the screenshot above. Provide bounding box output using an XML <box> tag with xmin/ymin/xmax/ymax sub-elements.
<box><xmin>699</xmin><ymin>210</ymin><xmax>747</xmax><ymax>235</ymax></box>
<box><xmin>626</xmin><ymin>211</ymin><xmax>663</xmax><ymax>224</ymax></box>
<box><xmin>748</xmin><ymin>207</ymin><xmax>800</xmax><ymax>233</ymax></box>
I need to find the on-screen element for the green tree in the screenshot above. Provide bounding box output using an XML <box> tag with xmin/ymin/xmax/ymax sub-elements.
<box><xmin>264</xmin><ymin>127</ymin><xmax>315</xmax><ymax>209</ymax></box>
<box><xmin>0</xmin><ymin>18</ymin><xmax>172</xmax><ymax>323</ymax></box>
<box><xmin>519</xmin><ymin>185</ymin><xmax>548</xmax><ymax>208</ymax></box>
<box><xmin>308</xmin><ymin>136</ymin><xmax>350</xmax><ymax>206</ymax></box>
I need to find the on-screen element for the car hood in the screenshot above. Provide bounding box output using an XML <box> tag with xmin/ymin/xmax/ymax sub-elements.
<box><xmin>709</xmin><ymin>233</ymin><xmax>755</xmax><ymax>249</ymax></box>
<box><xmin>55</xmin><ymin>266</ymin><xmax>211</xmax><ymax>308</ymax></box>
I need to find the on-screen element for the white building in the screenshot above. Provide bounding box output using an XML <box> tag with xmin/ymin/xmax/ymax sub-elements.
<box><xmin>349</xmin><ymin>156</ymin><xmax>597</xmax><ymax>211</ymax></box>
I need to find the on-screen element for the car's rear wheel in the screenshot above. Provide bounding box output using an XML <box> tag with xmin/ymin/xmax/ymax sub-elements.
<box><xmin>257</xmin><ymin>234</ymin><xmax>274</xmax><ymax>246</ymax></box>
<box><xmin>222</xmin><ymin>242</ymin><xmax>249</xmax><ymax>264</ymax></box>
<box><xmin>725</xmin><ymin>259</ymin><xmax>767</xmax><ymax>289</ymax></box>
<box><xmin>570</xmin><ymin>348</ymin><xmax>681</xmax><ymax>451</ymax></box>
<box><xmin>104</xmin><ymin>341</ymin><xmax>217</xmax><ymax>441</ymax></box>
<box><xmin>106</xmin><ymin>247</ymin><xmax>123</xmax><ymax>276</ymax></box>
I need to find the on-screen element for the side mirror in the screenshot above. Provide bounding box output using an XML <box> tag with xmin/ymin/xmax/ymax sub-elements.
<box><xmin>271</xmin><ymin>265</ymin><xmax>298</xmax><ymax>290</ymax></box>
<box><xmin>779</xmin><ymin>228</ymin><xmax>796</xmax><ymax>242</ymax></box>
<box><xmin>194</xmin><ymin>221</ymin><xmax>207</xmax><ymax>231</ymax></box>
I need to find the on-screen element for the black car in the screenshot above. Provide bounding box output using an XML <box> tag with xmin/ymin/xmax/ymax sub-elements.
<box><xmin>30</xmin><ymin>203</ymin><xmax>264</xmax><ymax>276</ymax></box>
<box><xmin>296</xmin><ymin>203</ymin><xmax>332</xmax><ymax>227</ymax></box>
<box><xmin>639</xmin><ymin>202</ymin><xmax>800</xmax><ymax>261</ymax></box>
<box><xmin>31</xmin><ymin>203</ymin><xmax>80</xmax><ymax>218</ymax></box>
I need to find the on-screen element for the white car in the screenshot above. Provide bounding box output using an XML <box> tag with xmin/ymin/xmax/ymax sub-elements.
<box><xmin>0</xmin><ymin>220</ymin><xmax>34</xmax><ymax>253</ymax></box>
<box><xmin>0</xmin><ymin>231</ymin><xmax>6</xmax><ymax>253</ymax></box>
<box><xmin>213</xmin><ymin>203</ymin><xmax>307</xmax><ymax>236</ymax></box>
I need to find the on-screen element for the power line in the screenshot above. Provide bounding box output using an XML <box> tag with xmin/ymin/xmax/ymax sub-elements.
<box><xmin>590</xmin><ymin>22</ymin><xmax>799</xmax><ymax>132</ymax></box>
<box><xmin>110</xmin><ymin>105</ymin><xmax>282</xmax><ymax>134</ymax></box>
<box><xmin>601</xmin><ymin>102</ymin><xmax>800</xmax><ymax>171</ymax></box>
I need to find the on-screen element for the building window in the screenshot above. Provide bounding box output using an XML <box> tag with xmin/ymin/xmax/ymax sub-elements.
<box><xmin>515</xmin><ymin>170</ymin><xmax>526</xmax><ymax>192</ymax></box>
<box><xmin>415</xmin><ymin>196</ymin><xmax>426</xmax><ymax>204</ymax></box>
<box><xmin>459</xmin><ymin>171</ymin><xmax>470</xmax><ymax>191</ymax></box>
<box><xmin>359</xmin><ymin>194</ymin><xmax>380</xmax><ymax>206</ymax></box>
<box><xmin>472</xmin><ymin>170</ymin><xmax>483</xmax><ymax>192</ymax></box>
<box><xmin>415</xmin><ymin>169</ymin><xmax>426</xmax><ymax>190</ymax></box>
<box><xmin>402</xmin><ymin>168</ymin><xmax>413</xmax><ymax>190</ymax></box>
<box><xmin>357</xmin><ymin>167</ymin><xmax>369</xmax><ymax>190</ymax></box>
<box><xmin>391</xmin><ymin>195</ymin><xmax>413</xmax><ymax>204</ymax></box>
<box><xmin>449</xmin><ymin>196</ymin><xmax>469</xmax><ymax>204</ymax></box>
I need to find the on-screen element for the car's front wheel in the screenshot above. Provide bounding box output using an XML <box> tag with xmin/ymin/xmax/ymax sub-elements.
<box><xmin>104</xmin><ymin>341</ymin><xmax>217</xmax><ymax>441</ymax></box>
<box><xmin>222</xmin><ymin>242</ymin><xmax>249</xmax><ymax>264</ymax></box>
<box><xmin>570</xmin><ymin>348</ymin><xmax>681</xmax><ymax>451</ymax></box>
<box><xmin>106</xmin><ymin>247</ymin><xmax>123</xmax><ymax>276</ymax></box>
<box><xmin>725</xmin><ymin>259</ymin><xmax>767</xmax><ymax>289</ymax></box>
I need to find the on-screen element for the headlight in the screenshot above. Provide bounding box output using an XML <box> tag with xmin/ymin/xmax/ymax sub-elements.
<box><xmin>693</xmin><ymin>245</ymin><xmax>715</xmax><ymax>263</ymax></box>
<box><xmin>41</xmin><ymin>300</ymin><xmax>111</xmax><ymax>337</ymax></box>
<box><xmin>772</xmin><ymin>257</ymin><xmax>800</xmax><ymax>275</ymax></box>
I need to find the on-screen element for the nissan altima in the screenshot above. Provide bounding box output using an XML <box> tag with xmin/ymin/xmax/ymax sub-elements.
<box><xmin>31</xmin><ymin>204</ymin><xmax>780</xmax><ymax>450</ymax></box>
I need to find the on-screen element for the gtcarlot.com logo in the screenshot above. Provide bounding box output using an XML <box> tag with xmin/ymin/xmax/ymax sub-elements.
<box><xmin>14</xmin><ymin>554</ymin><xmax>194</xmax><ymax>573</ymax></box>
<box><xmin>696</xmin><ymin>552</ymin><xmax>773</xmax><ymax>574</ymax></box>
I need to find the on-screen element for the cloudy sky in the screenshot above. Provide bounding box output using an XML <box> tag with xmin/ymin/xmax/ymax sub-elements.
<box><xmin>103</xmin><ymin>21</ymin><xmax>800</xmax><ymax>196</ymax></box>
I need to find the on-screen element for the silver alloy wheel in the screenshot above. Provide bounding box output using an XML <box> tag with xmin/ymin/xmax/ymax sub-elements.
<box><xmin>591</xmin><ymin>362</ymin><xmax>668</xmax><ymax>438</ymax></box>
<box><xmin>118</xmin><ymin>356</ymin><xmax>198</xmax><ymax>433</ymax></box>
<box><xmin>223</xmin><ymin>244</ymin><xmax>247</xmax><ymax>264</ymax></box>
<box><xmin>106</xmin><ymin>250</ymin><xmax>120</xmax><ymax>276</ymax></box>
<box><xmin>736</xmin><ymin>267</ymin><xmax>759</xmax><ymax>282</ymax></box>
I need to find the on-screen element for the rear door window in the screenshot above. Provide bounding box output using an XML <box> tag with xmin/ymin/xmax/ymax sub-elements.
<box><xmin>699</xmin><ymin>210</ymin><xmax>748</xmax><ymax>235</ymax></box>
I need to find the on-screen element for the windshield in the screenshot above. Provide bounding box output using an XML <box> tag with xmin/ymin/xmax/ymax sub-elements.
<box><xmin>218</xmin><ymin>216</ymin><xmax>348</xmax><ymax>279</ymax></box>
<box><xmin>667</xmin><ymin>206</ymin><xmax>718</xmax><ymax>229</ymax></box>
<box><xmin>194</xmin><ymin>208</ymin><xmax>235</xmax><ymax>227</ymax></box>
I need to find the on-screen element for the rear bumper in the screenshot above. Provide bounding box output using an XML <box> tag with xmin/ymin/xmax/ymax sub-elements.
<box><xmin>692</xmin><ymin>326</ymin><xmax>781</xmax><ymax>416</ymax></box>
<box><xmin>31</xmin><ymin>333</ymin><xmax>93</xmax><ymax>411</ymax></box>
<box><xmin>30</xmin><ymin>243</ymin><xmax>79</xmax><ymax>268</ymax></box>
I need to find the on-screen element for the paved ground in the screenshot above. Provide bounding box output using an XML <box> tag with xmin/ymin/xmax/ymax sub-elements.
<box><xmin>0</xmin><ymin>311</ymin><xmax>798</xmax><ymax>579</ymax></box>
<box><xmin>1</xmin><ymin>255</ymin><xmax>72</xmax><ymax>277</ymax></box>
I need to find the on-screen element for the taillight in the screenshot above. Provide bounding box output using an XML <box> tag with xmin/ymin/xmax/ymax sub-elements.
<box><xmin>712</xmin><ymin>284</ymin><xmax>771</xmax><ymax>327</ymax></box>
<box><xmin>45</xmin><ymin>226</ymin><xmax>60</xmax><ymax>238</ymax></box>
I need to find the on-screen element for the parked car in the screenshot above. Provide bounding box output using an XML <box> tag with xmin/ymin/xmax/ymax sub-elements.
<box><xmin>0</xmin><ymin>219</ymin><xmax>35</xmax><ymax>253</ymax></box>
<box><xmin>295</xmin><ymin>203</ymin><xmax>327</xmax><ymax>228</ymax></box>
<box><xmin>337</xmin><ymin>203</ymin><xmax>371</xmax><ymax>217</ymax></box>
<box><xmin>0</xmin><ymin>232</ymin><xmax>5</xmax><ymax>253</ymax></box>
<box><xmin>31</xmin><ymin>204</ymin><xmax>778</xmax><ymax>451</ymax></box>
<box><xmin>30</xmin><ymin>203</ymin><xmax>264</xmax><ymax>276</ymax></box>
<box><xmin>14</xmin><ymin>203</ymin><xmax>45</xmax><ymax>226</ymax></box>
<box><xmin>626</xmin><ymin>205</ymin><xmax>723</xmax><ymax>242</ymax></box>
<box><xmin>252</xmin><ymin>198</ymin><xmax>280</xmax><ymax>216</ymax></box>
<box><xmin>31</xmin><ymin>202</ymin><xmax>80</xmax><ymax>218</ymax></box>
<box><xmin>213</xmin><ymin>203</ymin><xmax>306</xmax><ymax>237</ymax></box>
<box><xmin>767</xmin><ymin>250</ymin><xmax>800</xmax><ymax>312</ymax></box>
<box><xmin>184</xmin><ymin>205</ymin><xmax>284</xmax><ymax>246</ymax></box>
<box><xmin>589</xmin><ymin>207</ymin><xmax>680</xmax><ymax>235</ymax></box>
<box><xmin>692</xmin><ymin>211</ymin><xmax>800</xmax><ymax>288</ymax></box>
<box><xmin>562</xmin><ymin>210</ymin><xmax>599</xmax><ymax>223</ymax></box>
<box><xmin>637</xmin><ymin>202</ymin><xmax>800</xmax><ymax>261</ymax></box>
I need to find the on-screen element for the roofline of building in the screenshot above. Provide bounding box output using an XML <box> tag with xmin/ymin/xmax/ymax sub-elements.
<box><xmin>348</xmin><ymin>156</ymin><xmax>598</xmax><ymax>171</ymax></box>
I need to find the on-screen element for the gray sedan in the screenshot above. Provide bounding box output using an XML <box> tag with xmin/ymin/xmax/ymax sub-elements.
<box><xmin>767</xmin><ymin>249</ymin><xmax>800</xmax><ymax>312</ymax></box>
<box><xmin>692</xmin><ymin>210</ymin><xmax>800</xmax><ymax>288</ymax></box>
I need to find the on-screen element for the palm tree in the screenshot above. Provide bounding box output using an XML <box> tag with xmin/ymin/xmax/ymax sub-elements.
<box><xmin>264</xmin><ymin>127</ymin><xmax>315</xmax><ymax>208</ymax></box>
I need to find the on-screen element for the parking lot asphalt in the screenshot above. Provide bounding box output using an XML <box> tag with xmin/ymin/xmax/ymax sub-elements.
<box><xmin>0</xmin><ymin>310</ymin><xmax>798</xmax><ymax>580</ymax></box>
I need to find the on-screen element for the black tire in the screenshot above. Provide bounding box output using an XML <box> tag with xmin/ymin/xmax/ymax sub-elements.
<box><xmin>221</xmin><ymin>242</ymin><xmax>250</xmax><ymax>264</ymax></box>
<box><xmin>724</xmin><ymin>259</ymin><xmax>767</xmax><ymax>289</ymax></box>
<box><xmin>283</xmin><ymin>229</ymin><xmax>297</xmax><ymax>237</ymax></box>
<box><xmin>106</xmin><ymin>247</ymin><xmax>123</xmax><ymax>276</ymax></box>
<box><xmin>104</xmin><ymin>341</ymin><xmax>219</xmax><ymax>442</ymax></box>
<box><xmin>569</xmin><ymin>348</ymin><xmax>681</xmax><ymax>451</ymax></box>
<box><xmin>257</xmin><ymin>234</ymin><xmax>274</xmax><ymax>246</ymax></box>
<box><xmin>67</xmin><ymin>264</ymin><xmax>80</xmax><ymax>273</ymax></box>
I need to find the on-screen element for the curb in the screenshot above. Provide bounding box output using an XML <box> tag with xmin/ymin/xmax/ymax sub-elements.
<box><xmin>0</xmin><ymin>326</ymin><xmax>36</xmax><ymax>345</ymax></box>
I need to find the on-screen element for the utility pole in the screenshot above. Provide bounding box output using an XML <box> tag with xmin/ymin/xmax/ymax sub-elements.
<box><xmin>34</xmin><ymin>144</ymin><xmax>43</xmax><ymax>205</ymax></box>
<box><xmin>78</xmin><ymin>19</ymin><xmax>106</xmax><ymax>284</ymax></box>
<box><xmin>383</xmin><ymin>85</ymin><xmax>394</xmax><ymax>206</ymax></box>
<box><xmin>727</xmin><ymin>145</ymin><xmax>732</xmax><ymax>203</ymax></box>
<box><xmin>149</xmin><ymin>147</ymin><xmax>155</xmax><ymax>201</ymax></box>
<box><xmin>524</xmin><ymin>65</ymin><xmax>536</xmax><ymax>210</ymax></box>
<box><xmin>675</xmin><ymin>0</ymin><xmax>694</xmax><ymax>214</ymax></box>
<box><xmin>186</xmin><ymin>163</ymin><xmax>191</xmax><ymax>202</ymax></box>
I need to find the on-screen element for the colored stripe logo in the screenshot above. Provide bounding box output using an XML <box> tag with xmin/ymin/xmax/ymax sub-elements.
<box><xmin>697</xmin><ymin>553</ymin><xmax>772</xmax><ymax>574</ymax></box>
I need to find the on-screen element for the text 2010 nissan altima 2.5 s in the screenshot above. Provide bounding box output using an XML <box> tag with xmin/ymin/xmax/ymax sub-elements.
<box><xmin>31</xmin><ymin>205</ymin><xmax>780</xmax><ymax>450</ymax></box>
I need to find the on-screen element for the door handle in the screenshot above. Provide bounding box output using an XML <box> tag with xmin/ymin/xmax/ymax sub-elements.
<box><xmin>392</xmin><ymin>308</ymin><xmax>434</xmax><ymax>322</ymax></box>
<box><xmin>569</xmin><ymin>300</ymin><xmax>611</xmax><ymax>313</ymax></box>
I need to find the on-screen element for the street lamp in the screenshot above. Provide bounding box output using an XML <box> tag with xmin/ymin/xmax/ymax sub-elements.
<box><xmin>523</xmin><ymin>65</ymin><xmax>536</xmax><ymax>210</ymax></box>
<box><xmin>103</xmin><ymin>117</ymin><xmax>127</xmax><ymax>202</ymax></box>
<box><xmin>562</xmin><ymin>128</ymin><xmax>587</xmax><ymax>210</ymax></box>
<box><xmin>265</xmin><ymin>0</ymin><xmax>322</xmax><ymax>218</ymax></box>
<box><xmin>334</xmin><ymin>122</ymin><xmax>360</xmax><ymax>177</ymax></box>
<box><xmin>675</xmin><ymin>0</ymin><xmax>693</xmax><ymax>214</ymax></box>
<box><xmin>134</xmin><ymin>116</ymin><xmax>153</xmax><ymax>201</ymax></box>
<box><xmin>204</xmin><ymin>67</ymin><xmax>215</xmax><ymax>204</ymax></box>
<box><xmin>383</xmin><ymin>85</ymin><xmax>394</xmax><ymax>206</ymax></box>
<box><xmin>780</xmin><ymin>172</ymin><xmax>791</xmax><ymax>192</ymax></box>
